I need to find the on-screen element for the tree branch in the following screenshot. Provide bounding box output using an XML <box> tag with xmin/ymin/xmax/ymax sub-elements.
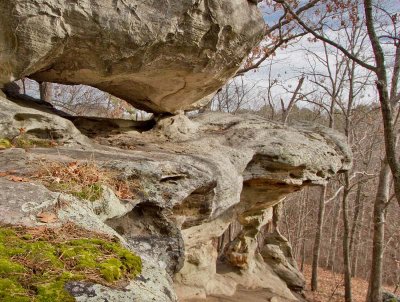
<box><xmin>274</xmin><ymin>0</ymin><xmax>377</xmax><ymax>72</ymax></box>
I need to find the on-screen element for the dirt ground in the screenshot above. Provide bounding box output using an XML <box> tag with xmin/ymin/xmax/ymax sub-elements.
<box><xmin>185</xmin><ymin>264</ymin><xmax>396</xmax><ymax>302</ymax></box>
<box><xmin>186</xmin><ymin>286</ymin><xmax>289</xmax><ymax>302</ymax></box>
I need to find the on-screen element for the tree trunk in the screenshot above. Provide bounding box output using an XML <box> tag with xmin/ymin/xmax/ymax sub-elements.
<box><xmin>21</xmin><ymin>78</ymin><xmax>26</xmax><ymax>94</ymax></box>
<box><xmin>281</xmin><ymin>76</ymin><xmax>304</xmax><ymax>125</ymax></box>
<box><xmin>325</xmin><ymin>190</ymin><xmax>341</xmax><ymax>270</ymax></box>
<box><xmin>352</xmin><ymin>187</ymin><xmax>365</xmax><ymax>277</ymax></box>
<box><xmin>342</xmin><ymin>172</ymin><xmax>353</xmax><ymax>302</ymax></box>
<box><xmin>39</xmin><ymin>82</ymin><xmax>53</xmax><ymax>103</ymax></box>
<box><xmin>364</xmin><ymin>0</ymin><xmax>400</xmax><ymax>206</ymax></box>
<box><xmin>311</xmin><ymin>185</ymin><xmax>326</xmax><ymax>291</ymax></box>
<box><xmin>328</xmin><ymin>193</ymin><xmax>341</xmax><ymax>271</ymax></box>
<box><xmin>366</xmin><ymin>161</ymin><xmax>391</xmax><ymax>302</ymax></box>
<box><xmin>349</xmin><ymin>182</ymin><xmax>362</xmax><ymax>255</ymax></box>
<box><xmin>300</xmin><ymin>189</ymin><xmax>309</xmax><ymax>272</ymax></box>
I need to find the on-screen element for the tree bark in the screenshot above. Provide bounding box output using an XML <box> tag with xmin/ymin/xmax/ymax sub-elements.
<box><xmin>342</xmin><ymin>172</ymin><xmax>353</xmax><ymax>302</ymax></box>
<box><xmin>364</xmin><ymin>0</ymin><xmax>400</xmax><ymax>206</ymax></box>
<box><xmin>351</xmin><ymin>184</ymin><xmax>365</xmax><ymax>277</ymax></box>
<box><xmin>281</xmin><ymin>76</ymin><xmax>304</xmax><ymax>125</ymax></box>
<box><xmin>366</xmin><ymin>160</ymin><xmax>391</xmax><ymax>302</ymax></box>
<box><xmin>39</xmin><ymin>82</ymin><xmax>53</xmax><ymax>103</ymax></box>
<box><xmin>311</xmin><ymin>185</ymin><xmax>327</xmax><ymax>291</ymax></box>
<box><xmin>350</xmin><ymin>182</ymin><xmax>363</xmax><ymax>257</ymax></box>
<box><xmin>327</xmin><ymin>193</ymin><xmax>341</xmax><ymax>271</ymax></box>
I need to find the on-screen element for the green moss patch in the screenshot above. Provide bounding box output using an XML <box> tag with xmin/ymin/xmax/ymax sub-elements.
<box><xmin>0</xmin><ymin>139</ymin><xmax>12</xmax><ymax>150</ymax></box>
<box><xmin>0</xmin><ymin>223</ymin><xmax>142</xmax><ymax>301</ymax></box>
<box><xmin>12</xmin><ymin>137</ymin><xmax>57</xmax><ymax>149</ymax></box>
<box><xmin>0</xmin><ymin>136</ymin><xmax>57</xmax><ymax>150</ymax></box>
<box><xmin>48</xmin><ymin>182</ymin><xmax>104</xmax><ymax>202</ymax></box>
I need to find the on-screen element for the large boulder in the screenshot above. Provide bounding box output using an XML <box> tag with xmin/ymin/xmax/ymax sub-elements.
<box><xmin>0</xmin><ymin>0</ymin><xmax>264</xmax><ymax>113</ymax></box>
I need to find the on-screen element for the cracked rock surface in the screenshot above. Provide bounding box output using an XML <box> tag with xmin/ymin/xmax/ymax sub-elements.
<box><xmin>0</xmin><ymin>95</ymin><xmax>351</xmax><ymax>301</ymax></box>
<box><xmin>0</xmin><ymin>0</ymin><xmax>264</xmax><ymax>113</ymax></box>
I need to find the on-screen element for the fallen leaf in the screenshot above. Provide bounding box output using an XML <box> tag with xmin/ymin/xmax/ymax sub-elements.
<box><xmin>36</xmin><ymin>212</ymin><xmax>58</xmax><ymax>224</ymax></box>
<box><xmin>67</xmin><ymin>161</ymin><xmax>79</xmax><ymax>172</ymax></box>
<box><xmin>6</xmin><ymin>175</ymin><xmax>30</xmax><ymax>182</ymax></box>
<box><xmin>0</xmin><ymin>171</ymin><xmax>9</xmax><ymax>177</ymax></box>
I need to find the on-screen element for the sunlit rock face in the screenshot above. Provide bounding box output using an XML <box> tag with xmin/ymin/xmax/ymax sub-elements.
<box><xmin>0</xmin><ymin>91</ymin><xmax>352</xmax><ymax>301</ymax></box>
<box><xmin>0</xmin><ymin>0</ymin><xmax>264</xmax><ymax>113</ymax></box>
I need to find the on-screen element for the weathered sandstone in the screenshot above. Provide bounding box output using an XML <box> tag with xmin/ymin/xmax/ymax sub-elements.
<box><xmin>0</xmin><ymin>94</ymin><xmax>351</xmax><ymax>301</ymax></box>
<box><xmin>0</xmin><ymin>0</ymin><xmax>264</xmax><ymax>113</ymax></box>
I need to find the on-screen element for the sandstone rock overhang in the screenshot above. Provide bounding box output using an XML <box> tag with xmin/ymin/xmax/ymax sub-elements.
<box><xmin>0</xmin><ymin>0</ymin><xmax>265</xmax><ymax>113</ymax></box>
<box><xmin>0</xmin><ymin>93</ymin><xmax>352</xmax><ymax>301</ymax></box>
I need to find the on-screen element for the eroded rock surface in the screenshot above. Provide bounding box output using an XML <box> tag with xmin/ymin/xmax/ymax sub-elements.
<box><xmin>0</xmin><ymin>95</ymin><xmax>351</xmax><ymax>301</ymax></box>
<box><xmin>0</xmin><ymin>0</ymin><xmax>264</xmax><ymax>113</ymax></box>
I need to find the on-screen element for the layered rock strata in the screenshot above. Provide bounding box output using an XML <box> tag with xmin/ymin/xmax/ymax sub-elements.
<box><xmin>0</xmin><ymin>0</ymin><xmax>264</xmax><ymax>113</ymax></box>
<box><xmin>0</xmin><ymin>94</ymin><xmax>351</xmax><ymax>301</ymax></box>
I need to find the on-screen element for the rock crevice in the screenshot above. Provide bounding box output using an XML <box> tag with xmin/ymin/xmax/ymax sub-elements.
<box><xmin>0</xmin><ymin>95</ymin><xmax>352</xmax><ymax>301</ymax></box>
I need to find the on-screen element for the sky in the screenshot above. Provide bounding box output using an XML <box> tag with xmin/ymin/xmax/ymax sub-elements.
<box><xmin>231</xmin><ymin>0</ymin><xmax>399</xmax><ymax>111</ymax></box>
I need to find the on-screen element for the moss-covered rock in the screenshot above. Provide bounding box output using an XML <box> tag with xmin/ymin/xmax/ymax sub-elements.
<box><xmin>13</xmin><ymin>137</ymin><xmax>56</xmax><ymax>149</ymax></box>
<box><xmin>0</xmin><ymin>224</ymin><xmax>142</xmax><ymax>301</ymax></box>
<box><xmin>0</xmin><ymin>136</ymin><xmax>56</xmax><ymax>150</ymax></box>
<box><xmin>0</xmin><ymin>138</ymin><xmax>11</xmax><ymax>150</ymax></box>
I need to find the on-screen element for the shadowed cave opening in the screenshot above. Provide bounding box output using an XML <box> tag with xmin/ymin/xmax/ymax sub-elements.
<box><xmin>3</xmin><ymin>80</ymin><xmax>158</xmax><ymax>138</ymax></box>
<box><xmin>105</xmin><ymin>202</ymin><xmax>185</xmax><ymax>276</ymax></box>
<box><xmin>171</xmin><ymin>181</ymin><xmax>217</xmax><ymax>230</ymax></box>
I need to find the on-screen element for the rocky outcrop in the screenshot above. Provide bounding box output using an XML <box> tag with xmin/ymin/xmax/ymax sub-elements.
<box><xmin>0</xmin><ymin>94</ymin><xmax>351</xmax><ymax>301</ymax></box>
<box><xmin>261</xmin><ymin>231</ymin><xmax>305</xmax><ymax>291</ymax></box>
<box><xmin>0</xmin><ymin>0</ymin><xmax>264</xmax><ymax>113</ymax></box>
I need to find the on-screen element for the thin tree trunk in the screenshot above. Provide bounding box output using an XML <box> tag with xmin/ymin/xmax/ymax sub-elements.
<box><xmin>366</xmin><ymin>161</ymin><xmax>391</xmax><ymax>302</ymax></box>
<box><xmin>325</xmin><ymin>190</ymin><xmax>341</xmax><ymax>269</ymax></box>
<box><xmin>352</xmin><ymin>190</ymin><xmax>365</xmax><ymax>277</ymax></box>
<box><xmin>300</xmin><ymin>189</ymin><xmax>309</xmax><ymax>273</ymax></box>
<box><xmin>22</xmin><ymin>78</ymin><xmax>26</xmax><ymax>94</ymax></box>
<box><xmin>294</xmin><ymin>191</ymin><xmax>306</xmax><ymax>259</ymax></box>
<box><xmin>301</xmin><ymin>236</ymin><xmax>306</xmax><ymax>273</ymax></box>
<box><xmin>281</xmin><ymin>76</ymin><xmax>304</xmax><ymax>125</ymax></box>
<box><xmin>311</xmin><ymin>185</ymin><xmax>327</xmax><ymax>291</ymax></box>
<box><xmin>328</xmin><ymin>193</ymin><xmax>341</xmax><ymax>272</ymax></box>
<box><xmin>39</xmin><ymin>82</ymin><xmax>52</xmax><ymax>103</ymax></box>
<box><xmin>350</xmin><ymin>182</ymin><xmax>364</xmax><ymax>261</ymax></box>
<box><xmin>342</xmin><ymin>171</ymin><xmax>353</xmax><ymax>302</ymax></box>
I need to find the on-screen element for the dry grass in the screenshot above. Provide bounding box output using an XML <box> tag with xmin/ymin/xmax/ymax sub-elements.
<box><xmin>302</xmin><ymin>264</ymin><xmax>395</xmax><ymax>302</ymax></box>
<box><xmin>32</xmin><ymin>160</ymin><xmax>139</xmax><ymax>201</ymax></box>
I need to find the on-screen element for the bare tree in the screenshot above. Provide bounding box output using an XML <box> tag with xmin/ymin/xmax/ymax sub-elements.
<box><xmin>311</xmin><ymin>184</ymin><xmax>326</xmax><ymax>291</ymax></box>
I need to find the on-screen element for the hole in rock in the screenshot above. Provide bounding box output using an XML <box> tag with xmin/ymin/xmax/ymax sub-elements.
<box><xmin>172</xmin><ymin>181</ymin><xmax>217</xmax><ymax>229</ymax></box>
<box><xmin>5</xmin><ymin>79</ymin><xmax>156</xmax><ymax>136</ymax></box>
<box><xmin>106</xmin><ymin>202</ymin><xmax>184</xmax><ymax>275</ymax></box>
<box><xmin>26</xmin><ymin>128</ymin><xmax>64</xmax><ymax>140</ymax></box>
<box><xmin>14</xmin><ymin>113</ymin><xmax>46</xmax><ymax>122</ymax></box>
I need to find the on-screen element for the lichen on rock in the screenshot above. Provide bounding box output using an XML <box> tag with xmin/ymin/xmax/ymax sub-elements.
<box><xmin>0</xmin><ymin>0</ymin><xmax>355</xmax><ymax>292</ymax></box>
<box><xmin>0</xmin><ymin>95</ymin><xmax>352</xmax><ymax>301</ymax></box>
